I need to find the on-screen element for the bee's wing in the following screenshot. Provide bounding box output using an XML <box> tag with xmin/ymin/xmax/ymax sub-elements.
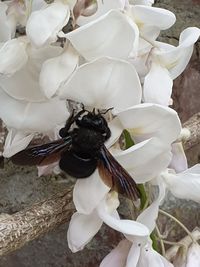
<box><xmin>11</xmin><ymin>136</ymin><xmax>72</xmax><ymax>166</ymax></box>
<box><xmin>98</xmin><ymin>145</ymin><xmax>140</xmax><ymax>201</ymax></box>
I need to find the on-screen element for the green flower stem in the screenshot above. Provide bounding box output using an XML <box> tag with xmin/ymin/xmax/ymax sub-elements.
<box><xmin>155</xmin><ymin>225</ymin><xmax>166</xmax><ymax>256</ymax></box>
<box><xmin>137</xmin><ymin>184</ymin><xmax>148</xmax><ymax>210</ymax></box>
<box><xmin>150</xmin><ymin>231</ymin><xmax>160</xmax><ymax>253</ymax></box>
<box><xmin>123</xmin><ymin>129</ymin><xmax>135</xmax><ymax>148</ymax></box>
<box><xmin>123</xmin><ymin>130</ymin><xmax>148</xmax><ymax>210</ymax></box>
<box><xmin>123</xmin><ymin>129</ymin><xmax>159</xmax><ymax>252</ymax></box>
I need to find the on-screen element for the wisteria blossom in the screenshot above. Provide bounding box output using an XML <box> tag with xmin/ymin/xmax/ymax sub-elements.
<box><xmin>143</xmin><ymin>27</ymin><xmax>200</xmax><ymax>106</ymax></box>
<box><xmin>100</xmin><ymin>238</ymin><xmax>174</xmax><ymax>267</ymax></box>
<box><xmin>0</xmin><ymin>0</ymin><xmax>200</xmax><ymax>266</ymax></box>
<box><xmin>0</xmin><ymin>38</ymin><xmax>70</xmax><ymax>156</ymax></box>
<box><xmin>61</xmin><ymin>57</ymin><xmax>182</xmax><ymax>253</ymax></box>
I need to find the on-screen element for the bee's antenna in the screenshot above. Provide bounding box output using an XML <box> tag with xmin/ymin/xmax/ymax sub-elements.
<box><xmin>100</xmin><ymin>107</ymin><xmax>114</xmax><ymax>115</ymax></box>
<box><xmin>80</xmin><ymin>103</ymin><xmax>85</xmax><ymax>111</ymax></box>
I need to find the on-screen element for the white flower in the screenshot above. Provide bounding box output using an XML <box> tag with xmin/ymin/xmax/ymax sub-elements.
<box><xmin>76</xmin><ymin>0</ymin><xmax>126</xmax><ymax>26</ymax></box>
<box><xmin>185</xmin><ymin>243</ymin><xmax>200</xmax><ymax>267</ymax></box>
<box><xmin>58</xmin><ymin>57</ymin><xmax>142</xmax><ymax>111</ymax></box>
<box><xmin>173</xmin><ymin>246</ymin><xmax>187</xmax><ymax>267</ymax></box>
<box><xmin>0</xmin><ymin>38</ymin><xmax>62</xmax><ymax>101</ymax></box>
<box><xmin>172</xmin><ymin>242</ymin><xmax>200</xmax><ymax>267</ymax></box>
<box><xmin>68</xmin><ymin>191</ymin><xmax>149</xmax><ymax>252</ymax></box>
<box><xmin>59</xmin><ymin>58</ymin><xmax>181</xmax><ymax>213</ymax></box>
<box><xmin>169</xmin><ymin>142</ymin><xmax>188</xmax><ymax>173</ymax></box>
<box><xmin>59</xmin><ymin>10</ymin><xmax>139</xmax><ymax>61</ymax></box>
<box><xmin>26</xmin><ymin>1</ymin><xmax>70</xmax><ymax>47</ymax></box>
<box><xmin>128</xmin><ymin>5</ymin><xmax>176</xmax><ymax>35</ymax></box>
<box><xmin>39</xmin><ymin>42</ymin><xmax>79</xmax><ymax>98</ymax></box>
<box><xmin>1</xmin><ymin>89</ymin><xmax>69</xmax><ymax>157</ymax></box>
<box><xmin>3</xmin><ymin>0</ymin><xmax>47</xmax><ymax>32</ymax></box>
<box><xmin>161</xmin><ymin>164</ymin><xmax>200</xmax><ymax>203</ymax></box>
<box><xmin>129</xmin><ymin>0</ymin><xmax>154</xmax><ymax>5</ymax></box>
<box><xmin>0</xmin><ymin>38</ymin><xmax>72</xmax><ymax>156</ymax></box>
<box><xmin>125</xmin><ymin>4</ymin><xmax>176</xmax><ymax>57</ymax></box>
<box><xmin>143</xmin><ymin>27</ymin><xmax>200</xmax><ymax>106</ymax></box>
<box><xmin>100</xmin><ymin>238</ymin><xmax>173</xmax><ymax>267</ymax></box>
<box><xmin>0</xmin><ymin>37</ymin><xmax>28</xmax><ymax>76</ymax></box>
<box><xmin>114</xmin><ymin>103</ymin><xmax>181</xmax><ymax>183</ymax></box>
<box><xmin>0</xmin><ymin>1</ymin><xmax>16</xmax><ymax>42</ymax></box>
<box><xmin>63</xmin><ymin>57</ymin><xmax>181</xmax><ymax>253</ymax></box>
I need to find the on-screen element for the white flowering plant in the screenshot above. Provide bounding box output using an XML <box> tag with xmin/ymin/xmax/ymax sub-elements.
<box><xmin>0</xmin><ymin>0</ymin><xmax>200</xmax><ymax>266</ymax></box>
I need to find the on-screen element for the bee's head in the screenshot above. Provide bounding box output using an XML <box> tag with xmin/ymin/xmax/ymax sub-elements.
<box><xmin>76</xmin><ymin>109</ymin><xmax>111</xmax><ymax>139</ymax></box>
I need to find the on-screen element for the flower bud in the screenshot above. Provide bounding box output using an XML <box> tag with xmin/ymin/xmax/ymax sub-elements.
<box><xmin>173</xmin><ymin>246</ymin><xmax>187</xmax><ymax>267</ymax></box>
<box><xmin>186</xmin><ymin>242</ymin><xmax>200</xmax><ymax>267</ymax></box>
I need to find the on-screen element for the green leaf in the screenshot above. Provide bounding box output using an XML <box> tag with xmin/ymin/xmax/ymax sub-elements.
<box><xmin>123</xmin><ymin>129</ymin><xmax>135</xmax><ymax>149</ymax></box>
<box><xmin>150</xmin><ymin>232</ymin><xmax>159</xmax><ymax>252</ymax></box>
<box><xmin>137</xmin><ymin>184</ymin><xmax>148</xmax><ymax>210</ymax></box>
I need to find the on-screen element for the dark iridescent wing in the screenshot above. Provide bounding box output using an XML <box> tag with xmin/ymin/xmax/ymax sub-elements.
<box><xmin>98</xmin><ymin>145</ymin><xmax>140</xmax><ymax>201</ymax></box>
<box><xmin>11</xmin><ymin>136</ymin><xmax>72</xmax><ymax>166</ymax></box>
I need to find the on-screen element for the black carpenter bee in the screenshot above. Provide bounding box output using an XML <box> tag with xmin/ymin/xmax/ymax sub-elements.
<box><xmin>11</xmin><ymin>107</ymin><xmax>140</xmax><ymax>201</ymax></box>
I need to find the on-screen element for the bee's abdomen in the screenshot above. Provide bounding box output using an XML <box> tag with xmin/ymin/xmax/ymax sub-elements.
<box><xmin>59</xmin><ymin>150</ymin><xmax>97</xmax><ymax>178</ymax></box>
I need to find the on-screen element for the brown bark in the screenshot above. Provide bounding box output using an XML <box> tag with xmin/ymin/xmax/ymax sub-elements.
<box><xmin>183</xmin><ymin>112</ymin><xmax>200</xmax><ymax>151</ymax></box>
<box><xmin>0</xmin><ymin>112</ymin><xmax>199</xmax><ymax>257</ymax></box>
<box><xmin>0</xmin><ymin>188</ymin><xmax>74</xmax><ymax>256</ymax></box>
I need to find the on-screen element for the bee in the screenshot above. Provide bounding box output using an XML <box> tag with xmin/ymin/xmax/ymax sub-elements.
<box><xmin>11</xmin><ymin>107</ymin><xmax>140</xmax><ymax>201</ymax></box>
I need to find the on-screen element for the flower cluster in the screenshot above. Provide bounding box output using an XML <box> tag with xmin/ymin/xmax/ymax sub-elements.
<box><xmin>0</xmin><ymin>0</ymin><xmax>200</xmax><ymax>266</ymax></box>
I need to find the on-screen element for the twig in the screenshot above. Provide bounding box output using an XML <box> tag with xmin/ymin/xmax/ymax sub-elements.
<box><xmin>0</xmin><ymin>188</ymin><xmax>74</xmax><ymax>256</ymax></box>
<box><xmin>183</xmin><ymin>112</ymin><xmax>200</xmax><ymax>150</ymax></box>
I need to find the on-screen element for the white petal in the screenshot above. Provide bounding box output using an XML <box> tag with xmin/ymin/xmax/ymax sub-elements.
<box><xmin>183</xmin><ymin>164</ymin><xmax>200</xmax><ymax>175</ymax></box>
<box><xmin>105</xmin><ymin>117</ymin><xmax>123</xmax><ymax>148</ymax></box>
<box><xmin>0</xmin><ymin>44</ymin><xmax>62</xmax><ymax>101</ymax></box>
<box><xmin>131</xmin><ymin>5</ymin><xmax>176</xmax><ymax>30</ymax></box>
<box><xmin>179</xmin><ymin>27</ymin><xmax>200</xmax><ymax>48</ymax></box>
<box><xmin>67</xmin><ymin>211</ymin><xmax>103</xmax><ymax>252</ymax></box>
<box><xmin>26</xmin><ymin>2</ymin><xmax>70</xmax><ymax>47</ymax></box>
<box><xmin>139</xmin><ymin>25</ymin><xmax>160</xmax><ymax>42</ymax></box>
<box><xmin>129</xmin><ymin>0</ymin><xmax>154</xmax><ymax>6</ymax></box>
<box><xmin>97</xmin><ymin>199</ymin><xmax>149</xmax><ymax>236</ymax></box>
<box><xmin>59</xmin><ymin>57</ymin><xmax>142</xmax><ymax>112</ymax></box>
<box><xmin>169</xmin><ymin>142</ymin><xmax>188</xmax><ymax>173</ymax></box>
<box><xmin>73</xmin><ymin>169</ymin><xmax>110</xmax><ymax>214</ymax></box>
<box><xmin>143</xmin><ymin>62</ymin><xmax>173</xmax><ymax>106</ymax></box>
<box><xmin>126</xmin><ymin>242</ymin><xmax>141</xmax><ymax>267</ymax></box>
<box><xmin>3</xmin><ymin>129</ymin><xmax>34</xmax><ymax>157</ymax></box>
<box><xmin>0</xmin><ymin>38</ymin><xmax>28</xmax><ymax>75</ymax></box>
<box><xmin>117</xmin><ymin>103</ymin><xmax>181</xmax><ymax>144</ymax></box>
<box><xmin>31</xmin><ymin>0</ymin><xmax>47</xmax><ymax>11</ymax></box>
<box><xmin>154</xmin><ymin>27</ymin><xmax>200</xmax><ymax>80</ymax></box>
<box><xmin>39</xmin><ymin>43</ymin><xmax>78</xmax><ymax>98</ymax></box>
<box><xmin>137</xmin><ymin>181</ymin><xmax>166</xmax><ymax>232</ymax></box>
<box><xmin>139</xmin><ymin>245</ymin><xmax>174</xmax><ymax>267</ymax></box>
<box><xmin>77</xmin><ymin>0</ymin><xmax>125</xmax><ymax>26</ymax></box>
<box><xmin>114</xmin><ymin>138</ymin><xmax>172</xmax><ymax>183</ymax></box>
<box><xmin>100</xmin><ymin>239</ymin><xmax>131</xmax><ymax>267</ymax></box>
<box><xmin>0</xmin><ymin>89</ymin><xmax>68</xmax><ymax>133</ymax></box>
<box><xmin>0</xmin><ymin>2</ymin><xmax>13</xmax><ymax>42</ymax></box>
<box><xmin>186</xmin><ymin>243</ymin><xmax>200</xmax><ymax>266</ymax></box>
<box><xmin>170</xmin><ymin>27</ymin><xmax>200</xmax><ymax>79</ymax></box>
<box><xmin>162</xmin><ymin>165</ymin><xmax>200</xmax><ymax>203</ymax></box>
<box><xmin>62</xmin><ymin>10</ymin><xmax>139</xmax><ymax>61</ymax></box>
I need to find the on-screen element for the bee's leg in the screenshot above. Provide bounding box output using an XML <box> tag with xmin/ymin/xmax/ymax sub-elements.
<box><xmin>59</xmin><ymin>109</ymin><xmax>85</xmax><ymax>137</ymax></box>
